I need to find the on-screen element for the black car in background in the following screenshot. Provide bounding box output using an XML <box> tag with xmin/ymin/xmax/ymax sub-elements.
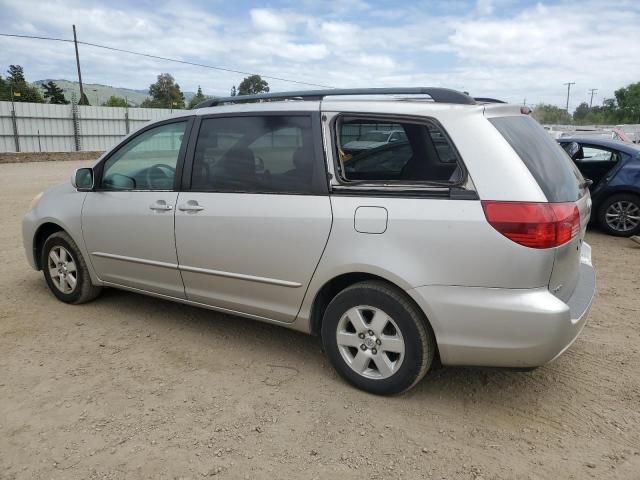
<box><xmin>559</xmin><ymin>138</ymin><xmax>640</xmax><ymax>236</ymax></box>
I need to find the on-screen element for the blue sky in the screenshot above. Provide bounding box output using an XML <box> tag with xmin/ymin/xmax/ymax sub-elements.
<box><xmin>0</xmin><ymin>0</ymin><xmax>638</xmax><ymax>110</ymax></box>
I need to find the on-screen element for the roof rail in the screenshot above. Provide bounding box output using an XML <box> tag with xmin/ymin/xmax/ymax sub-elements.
<box><xmin>474</xmin><ymin>97</ymin><xmax>506</xmax><ymax>104</ymax></box>
<box><xmin>194</xmin><ymin>87</ymin><xmax>476</xmax><ymax>109</ymax></box>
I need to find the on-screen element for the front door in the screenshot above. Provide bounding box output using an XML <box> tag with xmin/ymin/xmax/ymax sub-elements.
<box><xmin>175</xmin><ymin>113</ymin><xmax>332</xmax><ymax>322</ymax></box>
<box><xmin>82</xmin><ymin>119</ymin><xmax>191</xmax><ymax>298</ymax></box>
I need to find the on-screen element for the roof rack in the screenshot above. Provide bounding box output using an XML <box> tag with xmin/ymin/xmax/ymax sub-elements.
<box><xmin>194</xmin><ymin>87</ymin><xmax>476</xmax><ymax>109</ymax></box>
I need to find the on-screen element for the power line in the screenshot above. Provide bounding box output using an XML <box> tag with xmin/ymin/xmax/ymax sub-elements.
<box><xmin>0</xmin><ymin>32</ymin><xmax>335</xmax><ymax>89</ymax></box>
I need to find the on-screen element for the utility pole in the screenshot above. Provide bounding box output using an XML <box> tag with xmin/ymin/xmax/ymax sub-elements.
<box><xmin>72</xmin><ymin>25</ymin><xmax>87</xmax><ymax>105</ymax></box>
<box><xmin>588</xmin><ymin>88</ymin><xmax>598</xmax><ymax>108</ymax></box>
<box><xmin>563</xmin><ymin>82</ymin><xmax>575</xmax><ymax>113</ymax></box>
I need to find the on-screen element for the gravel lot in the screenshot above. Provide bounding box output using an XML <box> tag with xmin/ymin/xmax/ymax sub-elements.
<box><xmin>1</xmin><ymin>160</ymin><xmax>639</xmax><ymax>479</ymax></box>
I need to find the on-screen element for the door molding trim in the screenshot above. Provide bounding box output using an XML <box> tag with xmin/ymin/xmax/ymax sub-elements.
<box><xmin>92</xmin><ymin>252</ymin><xmax>302</xmax><ymax>288</ymax></box>
<box><xmin>179</xmin><ymin>264</ymin><xmax>302</xmax><ymax>288</ymax></box>
<box><xmin>92</xmin><ymin>252</ymin><xmax>178</xmax><ymax>269</ymax></box>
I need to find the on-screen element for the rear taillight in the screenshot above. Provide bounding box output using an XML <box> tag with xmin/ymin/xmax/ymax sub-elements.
<box><xmin>481</xmin><ymin>201</ymin><xmax>580</xmax><ymax>249</ymax></box>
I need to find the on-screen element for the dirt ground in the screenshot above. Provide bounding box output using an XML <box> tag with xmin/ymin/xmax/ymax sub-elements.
<box><xmin>1</xmin><ymin>160</ymin><xmax>639</xmax><ymax>480</ymax></box>
<box><xmin>0</xmin><ymin>151</ymin><xmax>103</xmax><ymax>164</ymax></box>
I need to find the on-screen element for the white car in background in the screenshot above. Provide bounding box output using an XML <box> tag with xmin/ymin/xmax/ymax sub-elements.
<box><xmin>343</xmin><ymin>129</ymin><xmax>407</xmax><ymax>151</ymax></box>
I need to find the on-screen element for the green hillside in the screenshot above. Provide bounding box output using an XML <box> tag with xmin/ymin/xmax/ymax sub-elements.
<box><xmin>32</xmin><ymin>79</ymin><xmax>195</xmax><ymax>106</ymax></box>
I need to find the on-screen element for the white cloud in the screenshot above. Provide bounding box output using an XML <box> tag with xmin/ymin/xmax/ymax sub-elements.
<box><xmin>355</xmin><ymin>54</ymin><xmax>396</xmax><ymax>70</ymax></box>
<box><xmin>0</xmin><ymin>0</ymin><xmax>638</xmax><ymax>109</ymax></box>
<box><xmin>476</xmin><ymin>0</ymin><xmax>494</xmax><ymax>16</ymax></box>
<box><xmin>246</xmin><ymin>33</ymin><xmax>329</xmax><ymax>61</ymax></box>
<box><xmin>250</xmin><ymin>9</ymin><xmax>288</xmax><ymax>32</ymax></box>
<box><xmin>445</xmin><ymin>1</ymin><xmax>640</xmax><ymax>108</ymax></box>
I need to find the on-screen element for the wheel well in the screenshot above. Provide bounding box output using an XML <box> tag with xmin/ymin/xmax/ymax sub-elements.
<box><xmin>309</xmin><ymin>273</ymin><xmax>385</xmax><ymax>336</ymax></box>
<box><xmin>596</xmin><ymin>190</ymin><xmax>640</xmax><ymax>208</ymax></box>
<box><xmin>33</xmin><ymin>223</ymin><xmax>64</xmax><ymax>270</ymax></box>
<box><xmin>309</xmin><ymin>272</ymin><xmax>442</xmax><ymax>367</ymax></box>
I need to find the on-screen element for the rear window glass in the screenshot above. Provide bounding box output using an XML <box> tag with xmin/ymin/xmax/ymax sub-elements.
<box><xmin>489</xmin><ymin>116</ymin><xmax>583</xmax><ymax>202</ymax></box>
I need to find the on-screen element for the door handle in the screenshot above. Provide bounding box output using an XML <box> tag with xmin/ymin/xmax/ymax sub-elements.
<box><xmin>149</xmin><ymin>201</ymin><xmax>173</xmax><ymax>211</ymax></box>
<box><xmin>178</xmin><ymin>201</ymin><xmax>204</xmax><ymax>212</ymax></box>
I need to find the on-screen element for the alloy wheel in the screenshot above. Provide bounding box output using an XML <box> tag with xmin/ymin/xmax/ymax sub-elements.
<box><xmin>605</xmin><ymin>200</ymin><xmax>640</xmax><ymax>233</ymax></box>
<box><xmin>335</xmin><ymin>305</ymin><xmax>405</xmax><ymax>380</ymax></box>
<box><xmin>47</xmin><ymin>246</ymin><xmax>78</xmax><ymax>294</ymax></box>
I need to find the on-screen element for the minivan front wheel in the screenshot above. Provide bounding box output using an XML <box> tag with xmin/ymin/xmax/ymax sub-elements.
<box><xmin>41</xmin><ymin>231</ymin><xmax>102</xmax><ymax>304</ymax></box>
<box><xmin>598</xmin><ymin>193</ymin><xmax>640</xmax><ymax>236</ymax></box>
<box><xmin>322</xmin><ymin>281</ymin><xmax>435</xmax><ymax>395</ymax></box>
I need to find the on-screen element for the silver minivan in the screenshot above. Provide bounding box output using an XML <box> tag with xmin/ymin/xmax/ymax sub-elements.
<box><xmin>23</xmin><ymin>88</ymin><xmax>596</xmax><ymax>394</ymax></box>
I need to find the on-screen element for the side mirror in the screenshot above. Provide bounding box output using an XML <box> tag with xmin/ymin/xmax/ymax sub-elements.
<box><xmin>71</xmin><ymin>168</ymin><xmax>94</xmax><ymax>191</ymax></box>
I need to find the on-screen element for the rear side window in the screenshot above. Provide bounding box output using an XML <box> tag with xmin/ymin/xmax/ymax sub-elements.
<box><xmin>336</xmin><ymin>117</ymin><xmax>463</xmax><ymax>184</ymax></box>
<box><xmin>490</xmin><ymin>116</ymin><xmax>583</xmax><ymax>202</ymax></box>
<box><xmin>191</xmin><ymin>115</ymin><xmax>317</xmax><ymax>194</ymax></box>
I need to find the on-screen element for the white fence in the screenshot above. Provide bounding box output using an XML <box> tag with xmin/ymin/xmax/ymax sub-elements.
<box><xmin>0</xmin><ymin>101</ymin><xmax>177</xmax><ymax>153</ymax></box>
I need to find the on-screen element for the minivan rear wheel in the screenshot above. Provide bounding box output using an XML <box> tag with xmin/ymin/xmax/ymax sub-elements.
<box><xmin>598</xmin><ymin>193</ymin><xmax>640</xmax><ymax>237</ymax></box>
<box><xmin>41</xmin><ymin>231</ymin><xmax>102</xmax><ymax>304</ymax></box>
<box><xmin>321</xmin><ymin>281</ymin><xmax>435</xmax><ymax>395</ymax></box>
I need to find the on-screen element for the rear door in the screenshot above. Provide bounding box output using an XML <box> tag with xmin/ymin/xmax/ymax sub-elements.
<box><xmin>175</xmin><ymin>112</ymin><xmax>332</xmax><ymax>322</ymax></box>
<box><xmin>573</xmin><ymin>144</ymin><xmax>620</xmax><ymax>188</ymax></box>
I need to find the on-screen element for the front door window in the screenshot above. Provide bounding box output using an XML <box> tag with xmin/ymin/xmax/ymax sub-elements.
<box><xmin>101</xmin><ymin>121</ymin><xmax>187</xmax><ymax>190</ymax></box>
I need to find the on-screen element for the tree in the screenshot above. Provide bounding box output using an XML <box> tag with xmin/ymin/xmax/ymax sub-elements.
<box><xmin>614</xmin><ymin>82</ymin><xmax>640</xmax><ymax>123</ymax></box>
<box><xmin>230</xmin><ymin>85</ymin><xmax>237</xmax><ymax>97</ymax></box>
<box><xmin>237</xmin><ymin>75</ymin><xmax>269</xmax><ymax>96</ymax></box>
<box><xmin>102</xmin><ymin>95</ymin><xmax>128</xmax><ymax>107</ymax></box>
<box><xmin>141</xmin><ymin>73</ymin><xmax>185</xmax><ymax>109</ymax></box>
<box><xmin>2</xmin><ymin>65</ymin><xmax>44</xmax><ymax>103</ymax></box>
<box><xmin>7</xmin><ymin>64</ymin><xmax>26</xmax><ymax>84</ymax></box>
<box><xmin>42</xmin><ymin>81</ymin><xmax>69</xmax><ymax>104</ymax></box>
<box><xmin>573</xmin><ymin>102</ymin><xmax>590</xmax><ymax>124</ymax></box>
<box><xmin>188</xmin><ymin>85</ymin><xmax>211</xmax><ymax>109</ymax></box>
<box><xmin>531</xmin><ymin>103</ymin><xmax>572</xmax><ymax>124</ymax></box>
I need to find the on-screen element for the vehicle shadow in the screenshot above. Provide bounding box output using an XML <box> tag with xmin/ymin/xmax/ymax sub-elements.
<box><xmin>27</xmin><ymin>275</ymin><xmax>577</xmax><ymax>410</ymax></box>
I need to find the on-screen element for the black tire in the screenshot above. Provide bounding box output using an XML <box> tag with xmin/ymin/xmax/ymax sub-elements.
<box><xmin>321</xmin><ymin>280</ymin><xmax>435</xmax><ymax>395</ymax></box>
<box><xmin>41</xmin><ymin>231</ymin><xmax>102</xmax><ymax>304</ymax></box>
<box><xmin>597</xmin><ymin>193</ymin><xmax>640</xmax><ymax>237</ymax></box>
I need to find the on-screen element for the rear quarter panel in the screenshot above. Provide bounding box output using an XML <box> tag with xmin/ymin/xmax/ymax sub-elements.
<box><xmin>296</xmin><ymin>195</ymin><xmax>557</xmax><ymax>325</ymax></box>
<box><xmin>593</xmin><ymin>153</ymin><xmax>640</xmax><ymax>205</ymax></box>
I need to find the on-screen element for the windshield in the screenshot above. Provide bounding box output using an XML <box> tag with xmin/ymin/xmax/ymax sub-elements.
<box><xmin>361</xmin><ymin>131</ymin><xmax>389</xmax><ymax>142</ymax></box>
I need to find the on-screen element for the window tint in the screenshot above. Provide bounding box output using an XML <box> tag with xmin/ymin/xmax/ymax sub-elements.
<box><xmin>191</xmin><ymin>115</ymin><xmax>316</xmax><ymax>193</ymax></box>
<box><xmin>489</xmin><ymin>116</ymin><xmax>584</xmax><ymax>202</ymax></box>
<box><xmin>337</xmin><ymin>118</ymin><xmax>462</xmax><ymax>184</ymax></box>
<box><xmin>101</xmin><ymin>121</ymin><xmax>186</xmax><ymax>190</ymax></box>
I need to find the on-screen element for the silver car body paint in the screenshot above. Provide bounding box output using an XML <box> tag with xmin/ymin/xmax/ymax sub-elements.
<box><xmin>22</xmin><ymin>97</ymin><xmax>597</xmax><ymax>367</ymax></box>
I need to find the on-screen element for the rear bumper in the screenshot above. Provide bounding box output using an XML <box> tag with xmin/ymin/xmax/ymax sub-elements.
<box><xmin>407</xmin><ymin>244</ymin><xmax>596</xmax><ymax>368</ymax></box>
